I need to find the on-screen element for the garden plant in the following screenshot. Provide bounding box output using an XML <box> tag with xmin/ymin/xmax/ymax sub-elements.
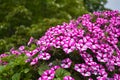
<box><xmin>0</xmin><ymin>10</ymin><xmax>120</xmax><ymax>80</ymax></box>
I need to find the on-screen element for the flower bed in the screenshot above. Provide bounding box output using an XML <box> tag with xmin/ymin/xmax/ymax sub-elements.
<box><xmin>0</xmin><ymin>10</ymin><xmax>120</xmax><ymax>80</ymax></box>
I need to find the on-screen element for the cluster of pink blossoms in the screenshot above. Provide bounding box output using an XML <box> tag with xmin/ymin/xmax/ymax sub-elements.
<box><xmin>38</xmin><ymin>65</ymin><xmax>74</xmax><ymax>80</ymax></box>
<box><xmin>0</xmin><ymin>10</ymin><xmax>120</xmax><ymax>80</ymax></box>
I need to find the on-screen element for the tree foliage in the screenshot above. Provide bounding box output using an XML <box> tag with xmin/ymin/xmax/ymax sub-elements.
<box><xmin>0</xmin><ymin>0</ymin><xmax>107</xmax><ymax>53</ymax></box>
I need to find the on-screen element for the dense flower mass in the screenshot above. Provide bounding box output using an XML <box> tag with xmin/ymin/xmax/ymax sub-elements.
<box><xmin>0</xmin><ymin>10</ymin><xmax>120</xmax><ymax>80</ymax></box>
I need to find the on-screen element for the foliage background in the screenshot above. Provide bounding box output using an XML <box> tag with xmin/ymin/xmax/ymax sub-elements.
<box><xmin>0</xmin><ymin>0</ymin><xmax>107</xmax><ymax>53</ymax></box>
<box><xmin>0</xmin><ymin>0</ymin><xmax>113</xmax><ymax>80</ymax></box>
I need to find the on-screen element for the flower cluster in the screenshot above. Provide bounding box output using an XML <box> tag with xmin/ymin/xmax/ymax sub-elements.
<box><xmin>0</xmin><ymin>53</ymin><xmax>8</xmax><ymax>65</ymax></box>
<box><xmin>0</xmin><ymin>10</ymin><xmax>120</xmax><ymax>80</ymax></box>
<box><xmin>39</xmin><ymin>69</ymin><xmax>55</xmax><ymax>80</ymax></box>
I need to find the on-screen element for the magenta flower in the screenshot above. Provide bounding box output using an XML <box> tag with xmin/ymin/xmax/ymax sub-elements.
<box><xmin>88</xmin><ymin>78</ymin><xmax>93</xmax><ymax>80</ymax></box>
<box><xmin>76</xmin><ymin>36</ymin><xmax>92</xmax><ymax>51</ymax></box>
<box><xmin>25</xmin><ymin>58</ymin><xmax>31</xmax><ymax>63</ymax></box>
<box><xmin>97</xmin><ymin>76</ymin><xmax>107</xmax><ymax>80</ymax></box>
<box><xmin>50</xmin><ymin>65</ymin><xmax>61</xmax><ymax>71</ymax></box>
<box><xmin>93</xmin><ymin>11</ymin><xmax>101</xmax><ymax>17</ymax></box>
<box><xmin>18</xmin><ymin>46</ymin><xmax>25</xmax><ymax>51</ymax></box>
<box><xmin>62</xmin><ymin>38</ymin><xmax>76</xmax><ymax>54</ymax></box>
<box><xmin>82</xmin><ymin>14</ymin><xmax>92</xmax><ymax>20</ymax></box>
<box><xmin>96</xmin><ymin>18</ymin><xmax>108</xmax><ymax>25</ymax></box>
<box><xmin>106</xmin><ymin>78</ymin><xmax>114</xmax><ymax>80</ymax></box>
<box><xmin>53</xmin><ymin>36</ymin><xmax>64</xmax><ymax>48</ymax></box>
<box><xmin>113</xmin><ymin>74</ymin><xmax>120</xmax><ymax>80</ymax></box>
<box><xmin>11</xmin><ymin>49</ymin><xmax>21</xmax><ymax>55</ymax></box>
<box><xmin>25</xmin><ymin>51</ymin><xmax>33</xmax><ymax>57</ymax></box>
<box><xmin>30</xmin><ymin>57</ymin><xmax>38</xmax><ymax>65</ymax></box>
<box><xmin>61</xmin><ymin>58</ymin><xmax>72</xmax><ymax>68</ymax></box>
<box><xmin>74</xmin><ymin>64</ymin><xmax>91</xmax><ymax>76</ymax></box>
<box><xmin>0</xmin><ymin>53</ymin><xmax>8</xmax><ymax>58</ymax></box>
<box><xmin>38</xmin><ymin>77</ymin><xmax>42</xmax><ymax>80</ymax></box>
<box><xmin>89</xmin><ymin>38</ymin><xmax>100</xmax><ymax>50</ymax></box>
<box><xmin>38</xmin><ymin>52</ymin><xmax>51</xmax><ymax>60</ymax></box>
<box><xmin>2</xmin><ymin>10</ymin><xmax>120</xmax><ymax>80</ymax></box>
<box><xmin>27</xmin><ymin>37</ymin><xmax>34</xmax><ymax>46</ymax></box>
<box><xmin>98</xmin><ymin>69</ymin><xmax>108</xmax><ymax>78</ymax></box>
<box><xmin>0</xmin><ymin>53</ymin><xmax>9</xmax><ymax>65</ymax></box>
<box><xmin>112</xmin><ymin>56</ymin><xmax>120</xmax><ymax>66</ymax></box>
<box><xmin>76</xmin><ymin>39</ymin><xmax>84</xmax><ymax>51</ymax></box>
<box><xmin>81</xmin><ymin>70</ymin><xmax>91</xmax><ymax>77</ymax></box>
<box><xmin>106</xmin><ymin>61</ymin><xmax>115</xmax><ymax>71</ymax></box>
<box><xmin>96</xmin><ymin>53</ymin><xmax>109</xmax><ymax>62</ymax></box>
<box><xmin>48</xmin><ymin>62</ymin><xmax>53</xmax><ymax>67</ymax></box>
<box><xmin>25</xmin><ymin>49</ymin><xmax>39</xmax><ymax>57</ymax></box>
<box><xmin>63</xmin><ymin>76</ymin><xmax>75</xmax><ymax>80</ymax></box>
<box><xmin>41</xmin><ymin>69</ymin><xmax>55</xmax><ymax>80</ymax></box>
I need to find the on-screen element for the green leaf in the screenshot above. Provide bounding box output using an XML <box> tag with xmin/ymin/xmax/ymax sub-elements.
<box><xmin>117</xmin><ymin>42</ymin><xmax>120</xmax><ymax>49</ymax></box>
<box><xmin>0</xmin><ymin>66</ymin><xmax>5</xmax><ymax>74</ymax></box>
<box><xmin>12</xmin><ymin>73</ymin><xmax>21</xmax><ymax>80</ymax></box>
<box><xmin>53</xmin><ymin>78</ymin><xmax>61</xmax><ymax>80</ymax></box>
<box><xmin>1</xmin><ymin>55</ymin><xmax>15</xmax><ymax>62</ymax></box>
<box><xmin>29</xmin><ymin>44</ymin><xmax>36</xmax><ymax>50</ymax></box>
<box><xmin>38</xmin><ymin>63</ymin><xmax>49</xmax><ymax>75</ymax></box>
<box><xmin>14</xmin><ymin>55</ymin><xmax>27</xmax><ymax>65</ymax></box>
<box><xmin>24</xmin><ymin>68</ymin><xmax>29</xmax><ymax>73</ymax></box>
<box><xmin>55</xmin><ymin>68</ymin><xmax>71</xmax><ymax>79</ymax></box>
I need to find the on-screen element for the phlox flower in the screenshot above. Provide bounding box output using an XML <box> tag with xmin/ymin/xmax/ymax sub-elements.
<box><xmin>63</xmin><ymin>76</ymin><xmax>75</xmax><ymax>80</ymax></box>
<box><xmin>61</xmin><ymin>58</ymin><xmax>72</xmax><ymax>68</ymax></box>
<box><xmin>74</xmin><ymin>64</ymin><xmax>91</xmax><ymax>76</ymax></box>
<box><xmin>41</xmin><ymin>69</ymin><xmax>55</xmax><ymax>80</ymax></box>
<box><xmin>27</xmin><ymin>37</ymin><xmax>34</xmax><ymax>46</ymax></box>
<box><xmin>50</xmin><ymin>65</ymin><xmax>61</xmax><ymax>71</ymax></box>
<box><xmin>30</xmin><ymin>57</ymin><xmax>38</xmax><ymax>65</ymax></box>
<box><xmin>38</xmin><ymin>52</ymin><xmax>51</xmax><ymax>60</ymax></box>
<box><xmin>62</xmin><ymin>39</ymin><xmax>76</xmax><ymax>54</ymax></box>
<box><xmin>18</xmin><ymin>46</ymin><xmax>25</xmax><ymax>51</ymax></box>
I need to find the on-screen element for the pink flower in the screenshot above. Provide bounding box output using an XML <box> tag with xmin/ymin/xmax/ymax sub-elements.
<box><xmin>25</xmin><ymin>58</ymin><xmax>31</xmax><ymax>63</ymax></box>
<box><xmin>18</xmin><ymin>46</ymin><xmax>25</xmax><ymax>51</ymax></box>
<box><xmin>113</xmin><ymin>56</ymin><xmax>120</xmax><ymax>66</ymax></box>
<box><xmin>41</xmin><ymin>70</ymin><xmax>55</xmax><ymax>80</ymax></box>
<box><xmin>63</xmin><ymin>76</ymin><xmax>75</xmax><ymax>80</ymax></box>
<box><xmin>88</xmin><ymin>78</ymin><xmax>93</xmax><ymax>80</ymax></box>
<box><xmin>0</xmin><ymin>53</ymin><xmax>9</xmax><ymax>65</ymax></box>
<box><xmin>30</xmin><ymin>57</ymin><xmax>38</xmax><ymax>65</ymax></box>
<box><xmin>96</xmin><ymin>53</ymin><xmax>109</xmax><ymax>62</ymax></box>
<box><xmin>74</xmin><ymin>64</ymin><xmax>91</xmax><ymax>76</ymax></box>
<box><xmin>38</xmin><ymin>52</ymin><xmax>51</xmax><ymax>60</ymax></box>
<box><xmin>61</xmin><ymin>58</ymin><xmax>72</xmax><ymax>68</ymax></box>
<box><xmin>106</xmin><ymin>62</ymin><xmax>115</xmax><ymax>71</ymax></box>
<box><xmin>0</xmin><ymin>53</ymin><xmax>8</xmax><ymax>58</ymax></box>
<box><xmin>25</xmin><ymin>51</ymin><xmax>34</xmax><ymax>57</ymax></box>
<box><xmin>27</xmin><ymin>37</ymin><xmax>34</xmax><ymax>46</ymax></box>
<box><xmin>113</xmin><ymin>74</ymin><xmax>120</xmax><ymax>80</ymax></box>
<box><xmin>97</xmin><ymin>76</ymin><xmax>107</xmax><ymax>80</ymax></box>
<box><xmin>62</xmin><ymin>39</ymin><xmax>76</xmax><ymax>54</ymax></box>
<box><xmin>38</xmin><ymin>77</ymin><xmax>42</xmax><ymax>80</ymax></box>
<box><xmin>11</xmin><ymin>49</ymin><xmax>21</xmax><ymax>55</ymax></box>
<box><xmin>50</xmin><ymin>65</ymin><xmax>61</xmax><ymax>71</ymax></box>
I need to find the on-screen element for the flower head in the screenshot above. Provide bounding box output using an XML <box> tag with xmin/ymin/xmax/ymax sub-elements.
<box><xmin>38</xmin><ymin>52</ymin><xmax>51</xmax><ymax>60</ymax></box>
<box><xmin>61</xmin><ymin>58</ymin><xmax>72</xmax><ymax>68</ymax></box>
<box><xmin>41</xmin><ymin>69</ymin><xmax>55</xmax><ymax>80</ymax></box>
<box><xmin>63</xmin><ymin>76</ymin><xmax>75</xmax><ymax>80</ymax></box>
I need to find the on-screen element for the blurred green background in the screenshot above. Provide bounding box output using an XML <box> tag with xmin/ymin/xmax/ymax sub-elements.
<box><xmin>0</xmin><ymin>0</ymin><xmax>107</xmax><ymax>53</ymax></box>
